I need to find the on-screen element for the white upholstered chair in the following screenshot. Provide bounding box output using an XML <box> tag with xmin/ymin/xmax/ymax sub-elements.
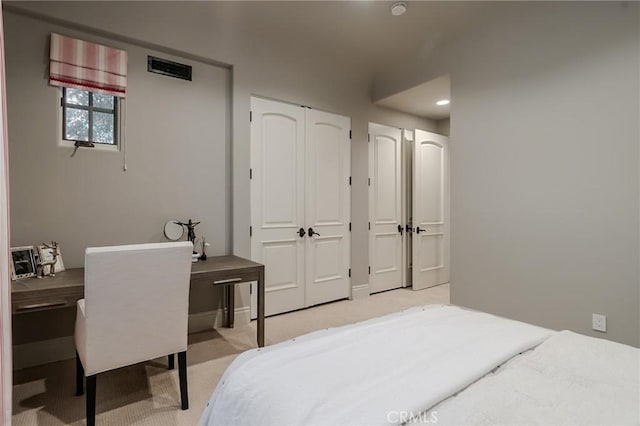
<box><xmin>75</xmin><ymin>242</ymin><xmax>193</xmax><ymax>426</ymax></box>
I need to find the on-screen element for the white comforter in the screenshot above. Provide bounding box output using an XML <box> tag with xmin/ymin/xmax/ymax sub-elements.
<box><xmin>199</xmin><ymin>305</ymin><xmax>552</xmax><ymax>426</ymax></box>
<box><xmin>424</xmin><ymin>330</ymin><xmax>640</xmax><ymax>425</ymax></box>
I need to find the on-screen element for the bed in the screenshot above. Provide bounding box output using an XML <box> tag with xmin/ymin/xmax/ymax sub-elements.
<box><xmin>199</xmin><ymin>305</ymin><xmax>640</xmax><ymax>425</ymax></box>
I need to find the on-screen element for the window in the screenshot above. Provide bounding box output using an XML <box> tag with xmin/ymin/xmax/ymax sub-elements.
<box><xmin>62</xmin><ymin>88</ymin><xmax>118</xmax><ymax>145</ymax></box>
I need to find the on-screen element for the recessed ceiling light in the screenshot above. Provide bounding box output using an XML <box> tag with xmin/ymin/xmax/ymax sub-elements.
<box><xmin>436</xmin><ymin>99</ymin><xmax>450</xmax><ymax>106</ymax></box>
<box><xmin>390</xmin><ymin>2</ymin><xmax>407</xmax><ymax>16</ymax></box>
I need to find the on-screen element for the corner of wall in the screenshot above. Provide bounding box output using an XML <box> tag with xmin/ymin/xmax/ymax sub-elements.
<box><xmin>351</xmin><ymin>283</ymin><xmax>370</xmax><ymax>300</ymax></box>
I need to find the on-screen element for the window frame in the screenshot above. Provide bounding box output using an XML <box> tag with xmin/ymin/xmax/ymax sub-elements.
<box><xmin>61</xmin><ymin>88</ymin><xmax>119</xmax><ymax>146</ymax></box>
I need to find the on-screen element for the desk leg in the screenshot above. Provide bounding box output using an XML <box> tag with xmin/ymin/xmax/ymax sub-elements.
<box><xmin>257</xmin><ymin>269</ymin><xmax>265</xmax><ymax>347</ymax></box>
<box><xmin>227</xmin><ymin>284</ymin><xmax>235</xmax><ymax>328</ymax></box>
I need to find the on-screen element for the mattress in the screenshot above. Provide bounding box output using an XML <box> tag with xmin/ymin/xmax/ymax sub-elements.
<box><xmin>199</xmin><ymin>305</ymin><xmax>554</xmax><ymax>425</ymax></box>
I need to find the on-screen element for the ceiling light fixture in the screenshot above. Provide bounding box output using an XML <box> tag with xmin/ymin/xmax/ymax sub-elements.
<box><xmin>436</xmin><ymin>99</ymin><xmax>450</xmax><ymax>106</ymax></box>
<box><xmin>390</xmin><ymin>2</ymin><xmax>407</xmax><ymax>16</ymax></box>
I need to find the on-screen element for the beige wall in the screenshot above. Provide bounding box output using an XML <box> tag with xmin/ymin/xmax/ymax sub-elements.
<box><xmin>6</xmin><ymin>11</ymin><xmax>235</xmax><ymax>367</ymax></box>
<box><xmin>6</xmin><ymin>12</ymin><xmax>231</xmax><ymax>268</ymax></box>
<box><xmin>436</xmin><ymin>118</ymin><xmax>450</xmax><ymax>136</ymax></box>
<box><xmin>376</xmin><ymin>2</ymin><xmax>640</xmax><ymax>346</ymax></box>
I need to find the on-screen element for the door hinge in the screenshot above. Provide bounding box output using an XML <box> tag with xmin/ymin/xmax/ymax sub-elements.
<box><xmin>250</xmin><ymin>168</ymin><xmax>253</xmax><ymax>180</ymax></box>
<box><xmin>348</xmin><ymin>268</ymin><xmax>351</xmax><ymax>278</ymax></box>
<box><xmin>349</xmin><ymin>176</ymin><xmax>352</xmax><ymax>186</ymax></box>
<box><xmin>250</xmin><ymin>226</ymin><xmax>252</xmax><ymax>237</ymax></box>
<box><xmin>368</xmin><ymin>221</ymin><xmax>371</xmax><ymax>230</ymax></box>
<box><xmin>349</xmin><ymin>130</ymin><xmax>352</xmax><ymax>139</ymax></box>
<box><xmin>368</xmin><ymin>178</ymin><xmax>371</xmax><ymax>186</ymax></box>
<box><xmin>368</xmin><ymin>266</ymin><xmax>371</xmax><ymax>275</ymax></box>
<box><xmin>349</xmin><ymin>222</ymin><xmax>352</xmax><ymax>232</ymax></box>
<box><xmin>250</xmin><ymin>111</ymin><xmax>252</xmax><ymax>122</ymax></box>
<box><xmin>368</xmin><ymin>133</ymin><xmax>370</xmax><ymax>142</ymax></box>
<box><xmin>250</xmin><ymin>284</ymin><xmax>253</xmax><ymax>295</ymax></box>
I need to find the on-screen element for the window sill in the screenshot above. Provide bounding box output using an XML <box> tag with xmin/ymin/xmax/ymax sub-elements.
<box><xmin>59</xmin><ymin>139</ymin><xmax>119</xmax><ymax>153</ymax></box>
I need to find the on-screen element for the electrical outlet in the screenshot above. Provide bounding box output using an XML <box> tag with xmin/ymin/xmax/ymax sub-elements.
<box><xmin>592</xmin><ymin>314</ymin><xmax>607</xmax><ymax>332</ymax></box>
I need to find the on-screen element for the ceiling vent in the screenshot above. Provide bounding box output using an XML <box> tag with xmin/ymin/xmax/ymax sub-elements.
<box><xmin>147</xmin><ymin>56</ymin><xmax>192</xmax><ymax>81</ymax></box>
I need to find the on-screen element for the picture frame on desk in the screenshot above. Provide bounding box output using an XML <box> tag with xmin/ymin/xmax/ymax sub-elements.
<box><xmin>37</xmin><ymin>244</ymin><xmax>65</xmax><ymax>275</ymax></box>
<box><xmin>10</xmin><ymin>246</ymin><xmax>37</xmax><ymax>280</ymax></box>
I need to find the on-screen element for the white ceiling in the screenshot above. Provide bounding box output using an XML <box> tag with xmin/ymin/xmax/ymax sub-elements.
<box><xmin>9</xmin><ymin>1</ymin><xmax>492</xmax><ymax>116</ymax></box>
<box><xmin>220</xmin><ymin>1</ymin><xmax>490</xmax><ymax>70</ymax></box>
<box><xmin>9</xmin><ymin>1</ymin><xmax>492</xmax><ymax>72</ymax></box>
<box><xmin>376</xmin><ymin>75</ymin><xmax>451</xmax><ymax>120</ymax></box>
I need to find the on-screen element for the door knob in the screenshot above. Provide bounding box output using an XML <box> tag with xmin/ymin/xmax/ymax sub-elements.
<box><xmin>416</xmin><ymin>226</ymin><xmax>426</xmax><ymax>234</ymax></box>
<box><xmin>298</xmin><ymin>227</ymin><xmax>306</xmax><ymax>238</ymax></box>
<box><xmin>397</xmin><ymin>224</ymin><xmax>403</xmax><ymax>235</ymax></box>
<box><xmin>308</xmin><ymin>227</ymin><xmax>321</xmax><ymax>237</ymax></box>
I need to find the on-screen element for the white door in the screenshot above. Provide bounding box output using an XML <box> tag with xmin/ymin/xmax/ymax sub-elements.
<box><xmin>412</xmin><ymin>129</ymin><xmax>449</xmax><ymax>290</ymax></box>
<box><xmin>369</xmin><ymin>123</ymin><xmax>404</xmax><ymax>294</ymax></box>
<box><xmin>305</xmin><ymin>109</ymin><xmax>351</xmax><ymax>306</ymax></box>
<box><xmin>250</xmin><ymin>97</ymin><xmax>306</xmax><ymax>316</ymax></box>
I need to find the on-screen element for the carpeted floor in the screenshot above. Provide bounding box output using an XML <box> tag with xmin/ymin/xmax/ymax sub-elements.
<box><xmin>12</xmin><ymin>284</ymin><xmax>449</xmax><ymax>425</ymax></box>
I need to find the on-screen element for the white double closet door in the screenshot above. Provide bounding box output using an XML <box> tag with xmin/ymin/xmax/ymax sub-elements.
<box><xmin>250</xmin><ymin>97</ymin><xmax>351</xmax><ymax>317</ymax></box>
<box><xmin>369</xmin><ymin>123</ymin><xmax>449</xmax><ymax>293</ymax></box>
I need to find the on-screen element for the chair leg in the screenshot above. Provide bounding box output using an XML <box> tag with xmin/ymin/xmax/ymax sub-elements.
<box><xmin>168</xmin><ymin>353</ymin><xmax>175</xmax><ymax>370</ymax></box>
<box><xmin>86</xmin><ymin>374</ymin><xmax>97</xmax><ymax>426</ymax></box>
<box><xmin>75</xmin><ymin>351</ymin><xmax>84</xmax><ymax>396</ymax></box>
<box><xmin>178</xmin><ymin>351</ymin><xmax>189</xmax><ymax>410</ymax></box>
<box><xmin>227</xmin><ymin>285</ymin><xmax>235</xmax><ymax>328</ymax></box>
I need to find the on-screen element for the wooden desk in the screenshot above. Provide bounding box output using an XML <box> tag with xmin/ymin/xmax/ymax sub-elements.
<box><xmin>11</xmin><ymin>255</ymin><xmax>265</xmax><ymax>347</ymax></box>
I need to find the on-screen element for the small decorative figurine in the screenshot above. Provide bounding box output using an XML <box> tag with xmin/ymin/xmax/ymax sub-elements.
<box><xmin>176</xmin><ymin>219</ymin><xmax>200</xmax><ymax>251</ymax></box>
<box><xmin>37</xmin><ymin>241</ymin><xmax>60</xmax><ymax>278</ymax></box>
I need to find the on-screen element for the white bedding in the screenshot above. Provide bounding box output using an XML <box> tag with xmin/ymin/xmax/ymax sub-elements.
<box><xmin>199</xmin><ymin>305</ymin><xmax>552</xmax><ymax>426</ymax></box>
<box><xmin>423</xmin><ymin>330</ymin><xmax>640</xmax><ymax>425</ymax></box>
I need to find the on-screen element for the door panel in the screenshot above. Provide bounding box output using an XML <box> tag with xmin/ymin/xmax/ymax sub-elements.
<box><xmin>369</xmin><ymin>123</ymin><xmax>403</xmax><ymax>293</ymax></box>
<box><xmin>251</xmin><ymin>97</ymin><xmax>306</xmax><ymax>316</ymax></box>
<box><xmin>417</xmin><ymin>143</ymin><xmax>443</xmax><ymax>223</ymax></box>
<box><xmin>262</xmin><ymin>240</ymin><xmax>300</xmax><ymax>292</ymax></box>
<box><xmin>412</xmin><ymin>129</ymin><xmax>449</xmax><ymax>290</ymax></box>
<box><xmin>374</xmin><ymin>136</ymin><xmax>398</xmax><ymax>222</ymax></box>
<box><xmin>417</xmin><ymin>233</ymin><xmax>444</xmax><ymax>270</ymax></box>
<box><xmin>305</xmin><ymin>109</ymin><xmax>351</xmax><ymax>306</ymax></box>
<box><xmin>262</xmin><ymin>115</ymin><xmax>298</xmax><ymax>226</ymax></box>
<box><xmin>374</xmin><ymin>233</ymin><xmax>400</xmax><ymax>272</ymax></box>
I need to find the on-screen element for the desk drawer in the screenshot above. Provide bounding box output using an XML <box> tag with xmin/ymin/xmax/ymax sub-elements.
<box><xmin>12</xmin><ymin>292</ymin><xmax>83</xmax><ymax>314</ymax></box>
<box><xmin>191</xmin><ymin>272</ymin><xmax>261</xmax><ymax>288</ymax></box>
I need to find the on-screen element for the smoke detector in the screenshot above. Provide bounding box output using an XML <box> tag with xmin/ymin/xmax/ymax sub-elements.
<box><xmin>391</xmin><ymin>2</ymin><xmax>407</xmax><ymax>16</ymax></box>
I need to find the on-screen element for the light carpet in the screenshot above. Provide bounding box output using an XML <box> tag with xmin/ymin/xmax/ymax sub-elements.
<box><xmin>12</xmin><ymin>285</ymin><xmax>449</xmax><ymax>426</ymax></box>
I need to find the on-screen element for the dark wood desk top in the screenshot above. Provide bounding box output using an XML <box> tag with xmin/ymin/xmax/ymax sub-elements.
<box><xmin>190</xmin><ymin>255</ymin><xmax>263</xmax><ymax>279</ymax></box>
<box><xmin>11</xmin><ymin>255</ymin><xmax>263</xmax><ymax>314</ymax></box>
<box><xmin>12</xmin><ymin>268</ymin><xmax>85</xmax><ymax>294</ymax></box>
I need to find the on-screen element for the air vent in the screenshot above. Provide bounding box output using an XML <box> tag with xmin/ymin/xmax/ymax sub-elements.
<box><xmin>147</xmin><ymin>56</ymin><xmax>192</xmax><ymax>81</ymax></box>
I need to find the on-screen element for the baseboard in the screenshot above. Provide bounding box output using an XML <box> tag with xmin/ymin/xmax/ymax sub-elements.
<box><xmin>351</xmin><ymin>283</ymin><xmax>370</xmax><ymax>300</ymax></box>
<box><xmin>13</xmin><ymin>336</ymin><xmax>75</xmax><ymax>370</ymax></box>
<box><xmin>188</xmin><ymin>309</ymin><xmax>227</xmax><ymax>333</ymax></box>
<box><xmin>234</xmin><ymin>306</ymin><xmax>251</xmax><ymax>326</ymax></box>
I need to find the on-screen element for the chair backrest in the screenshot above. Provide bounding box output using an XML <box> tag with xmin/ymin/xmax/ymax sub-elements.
<box><xmin>84</xmin><ymin>242</ymin><xmax>193</xmax><ymax>373</ymax></box>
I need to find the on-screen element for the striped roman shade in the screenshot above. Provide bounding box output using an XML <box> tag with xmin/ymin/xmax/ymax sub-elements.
<box><xmin>49</xmin><ymin>33</ymin><xmax>127</xmax><ymax>97</ymax></box>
